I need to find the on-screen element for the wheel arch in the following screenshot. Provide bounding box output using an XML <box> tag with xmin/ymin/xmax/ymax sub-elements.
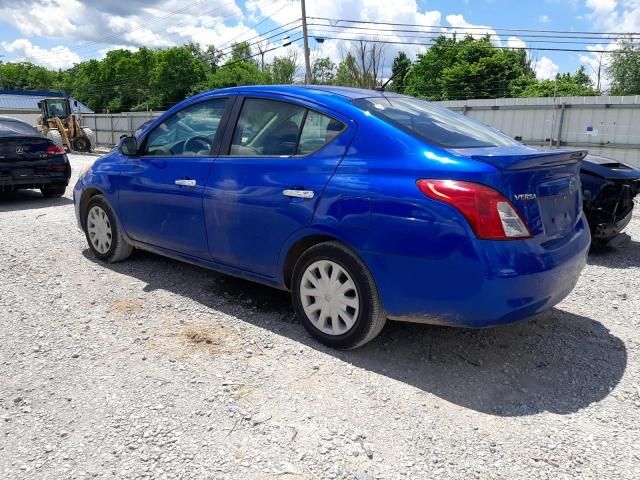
<box><xmin>281</xmin><ymin>230</ymin><xmax>369</xmax><ymax>290</ymax></box>
<box><xmin>79</xmin><ymin>187</ymin><xmax>106</xmax><ymax>230</ymax></box>
<box><xmin>282</xmin><ymin>233</ymin><xmax>341</xmax><ymax>290</ymax></box>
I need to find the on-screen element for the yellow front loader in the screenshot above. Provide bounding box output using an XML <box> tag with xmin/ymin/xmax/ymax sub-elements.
<box><xmin>36</xmin><ymin>98</ymin><xmax>95</xmax><ymax>152</ymax></box>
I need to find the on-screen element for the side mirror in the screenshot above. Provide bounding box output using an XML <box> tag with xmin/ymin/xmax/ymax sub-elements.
<box><xmin>74</xmin><ymin>100</ymin><xmax>78</xmax><ymax>107</ymax></box>
<box><xmin>120</xmin><ymin>136</ymin><xmax>139</xmax><ymax>156</ymax></box>
<box><xmin>37</xmin><ymin>101</ymin><xmax>42</xmax><ymax>109</ymax></box>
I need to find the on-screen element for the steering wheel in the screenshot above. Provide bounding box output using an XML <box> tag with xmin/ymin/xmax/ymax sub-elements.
<box><xmin>184</xmin><ymin>135</ymin><xmax>212</xmax><ymax>155</ymax></box>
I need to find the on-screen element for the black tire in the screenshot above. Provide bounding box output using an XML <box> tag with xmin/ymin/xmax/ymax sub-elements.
<box><xmin>41</xmin><ymin>186</ymin><xmax>66</xmax><ymax>198</ymax></box>
<box><xmin>291</xmin><ymin>241</ymin><xmax>386</xmax><ymax>349</ymax></box>
<box><xmin>72</xmin><ymin>136</ymin><xmax>91</xmax><ymax>152</ymax></box>
<box><xmin>84</xmin><ymin>194</ymin><xmax>133</xmax><ymax>263</ymax></box>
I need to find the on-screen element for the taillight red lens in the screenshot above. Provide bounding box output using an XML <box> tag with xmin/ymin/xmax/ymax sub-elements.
<box><xmin>416</xmin><ymin>179</ymin><xmax>531</xmax><ymax>240</ymax></box>
<box><xmin>47</xmin><ymin>145</ymin><xmax>65</xmax><ymax>155</ymax></box>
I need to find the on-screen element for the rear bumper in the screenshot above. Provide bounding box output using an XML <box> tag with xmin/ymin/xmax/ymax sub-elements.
<box><xmin>0</xmin><ymin>175</ymin><xmax>69</xmax><ymax>190</ymax></box>
<box><xmin>367</xmin><ymin>215</ymin><xmax>591</xmax><ymax>328</ymax></box>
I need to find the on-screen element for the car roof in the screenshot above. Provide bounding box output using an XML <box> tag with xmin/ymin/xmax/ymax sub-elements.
<box><xmin>198</xmin><ymin>85</ymin><xmax>395</xmax><ymax>104</ymax></box>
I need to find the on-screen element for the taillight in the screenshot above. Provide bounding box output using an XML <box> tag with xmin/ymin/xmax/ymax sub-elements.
<box><xmin>47</xmin><ymin>145</ymin><xmax>65</xmax><ymax>155</ymax></box>
<box><xmin>416</xmin><ymin>179</ymin><xmax>531</xmax><ymax>240</ymax></box>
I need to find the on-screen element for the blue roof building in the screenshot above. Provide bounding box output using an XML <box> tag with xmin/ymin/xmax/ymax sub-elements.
<box><xmin>0</xmin><ymin>90</ymin><xmax>93</xmax><ymax>114</ymax></box>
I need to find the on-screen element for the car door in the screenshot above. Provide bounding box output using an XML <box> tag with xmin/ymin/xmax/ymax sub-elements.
<box><xmin>204</xmin><ymin>95</ymin><xmax>355</xmax><ymax>278</ymax></box>
<box><xmin>118</xmin><ymin>96</ymin><xmax>232</xmax><ymax>259</ymax></box>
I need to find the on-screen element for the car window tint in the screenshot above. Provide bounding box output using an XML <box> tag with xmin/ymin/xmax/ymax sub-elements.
<box><xmin>145</xmin><ymin>98</ymin><xmax>227</xmax><ymax>156</ymax></box>
<box><xmin>230</xmin><ymin>99</ymin><xmax>305</xmax><ymax>156</ymax></box>
<box><xmin>352</xmin><ymin>96</ymin><xmax>519</xmax><ymax>149</ymax></box>
<box><xmin>297</xmin><ymin>111</ymin><xmax>344</xmax><ymax>155</ymax></box>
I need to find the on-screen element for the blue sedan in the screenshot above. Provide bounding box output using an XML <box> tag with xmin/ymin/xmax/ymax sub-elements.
<box><xmin>74</xmin><ymin>86</ymin><xmax>590</xmax><ymax>349</ymax></box>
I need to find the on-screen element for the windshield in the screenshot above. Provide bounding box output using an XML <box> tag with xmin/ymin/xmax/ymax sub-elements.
<box><xmin>46</xmin><ymin>99</ymin><xmax>70</xmax><ymax>119</ymax></box>
<box><xmin>352</xmin><ymin>96</ymin><xmax>519</xmax><ymax>149</ymax></box>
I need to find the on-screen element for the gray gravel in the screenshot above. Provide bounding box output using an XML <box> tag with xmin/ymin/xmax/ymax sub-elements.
<box><xmin>1</xmin><ymin>154</ymin><xmax>639</xmax><ymax>479</ymax></box>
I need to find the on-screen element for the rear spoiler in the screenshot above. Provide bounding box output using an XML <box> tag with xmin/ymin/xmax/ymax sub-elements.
<box><xmin>467</xmin><ymin>149</ymin><xmax>588</xmax><ymax>171</ymax></box>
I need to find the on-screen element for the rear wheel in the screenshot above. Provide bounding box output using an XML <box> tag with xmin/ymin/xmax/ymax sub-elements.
<box><xmin>85</xmin><ymin>195</ymin><xmax>133</xmax><ymax>263</ymax></box>
<box><xmin>291</xmin><ymin>242</ymin><xmax>386</xmax><ymax>349</ymax></box>
<box><xmin>41</xmin><ymin>186</ymin><xmax>66</xmax><ymax>198</ymax></box>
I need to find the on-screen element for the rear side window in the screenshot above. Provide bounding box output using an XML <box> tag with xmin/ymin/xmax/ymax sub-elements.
<box><xmin>297</xmin><ymin>111</ymin><xmax>345</xmax><ymax>155</ymax></box>
<box><xmin>229</xmin><ymin>98</ymin><xmax>345</xmax><ymax>157</ymax></box>
<box><xmin>352</xmin><ymin>96</ymin><xmax>519</xmax><ymax>149</ymax></box>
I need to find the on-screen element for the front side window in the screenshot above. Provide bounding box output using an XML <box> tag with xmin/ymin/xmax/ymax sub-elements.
<box><xmin>352</xmin><ymin>96</ymin><xmax>519</xmax><ymax>149</ymax></box>
<box><xmin>145</xmin><ymin>98</ymin><xmax>227</xmax><ymax>156</ymax></box>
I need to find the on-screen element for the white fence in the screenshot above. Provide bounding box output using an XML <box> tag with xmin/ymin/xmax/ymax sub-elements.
<box><xmin>81</xmin><ymin>95</ymin><xmax>640</xmax><ymax>167</ymax></box>
<box><xmin>81</xmin><ymin>111</ymin><xmax>163</xmax><ymax>147</ymax></box>
<box><xmin>435</xmin><ymin>95</ymin><xmax>640</xmax><ymax>167</ymax></box>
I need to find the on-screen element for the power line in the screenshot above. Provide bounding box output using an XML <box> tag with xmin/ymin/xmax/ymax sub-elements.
<box><xmin>308</xmin><ymin>16</ymin><xmax>640</xmax><ymax>37</ymax></box>
<box><xmin>306</xmin><ymin>35</ymin><xmax>632</xmax><ymax>54</ymax></box>
<box><xmin>307</xmin><ymin>22</ymin><xmax>640</xmax><ymax>43</ymax></box>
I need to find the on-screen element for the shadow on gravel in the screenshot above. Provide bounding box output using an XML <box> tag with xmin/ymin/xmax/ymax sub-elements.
<box><xmin>0</xmin><ymin>190</ymin><xmax>73</xmax><ymax>212</ymax></box>
<box><xmin>84</xmin><ymin>248</ymin><xmax>627</xmax><ymax>417</ymax></box>
<box><xmin>588</xmin><ymin>240</ymin><xmax>640</xmax><ymax>269</ymax></box>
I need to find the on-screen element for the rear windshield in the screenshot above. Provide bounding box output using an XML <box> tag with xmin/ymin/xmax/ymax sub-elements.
<box><xmin>352</xmin><ymin>96</ymin><xmax>519</xmax><ymax>149</ymax></box>
<box><xmin>0</xmin><ymin>119</ymin><xmax>39</xmax><ymax>137</ymax></box>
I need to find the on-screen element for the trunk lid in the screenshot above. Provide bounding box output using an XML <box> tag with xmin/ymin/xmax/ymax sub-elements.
<box><xmin>0</xmin><ymin>136</ymin><xmax>54</xmax><ymax>164</ymax></box>
<box><xmin>451</xmin><ymin>147</ymin><xmax>587</xmax><ymax>240</ymax></box>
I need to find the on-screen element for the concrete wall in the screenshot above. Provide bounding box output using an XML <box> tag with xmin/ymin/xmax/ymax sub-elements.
<box><xmin>435</xmin><ymin>95</ymin><xmax>640</xmax><ymax>167</ymax></box>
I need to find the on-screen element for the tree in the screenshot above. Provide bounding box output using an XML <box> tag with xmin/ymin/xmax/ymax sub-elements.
<box><xmin>389</xmin><ymin>51</ymin><xmax>412</xmax><ymax>93</ymax></box>
<box><xmin>405</xmin><ymin>35</ymin><xmax>536</xmax><ymax>100</ymax></box>
<box><xmin>230</xmin><ymin>41</ymin><xmax>254</xmax><ymax>63</ymax></box>
<box><xmin>312</xmin><ymin>57</ymin><xmax>335</xmax><ymax>85</ymax></box>
<box><xmin>608</xmin><ymin>38</ymin><xmax>640</xmax><ymax>95</ymax></box>
<box><xmin>335</xmin><ymin>53</ymin><xmax>359</xmax><ymax>87</ymax></box>
<box><xmin>270</xmin><ymin>56</ymin><xmax>297</xmax><ymax>84</ymax></box>
<box><xmin>353</xmin><ymin>40</ymin><xmax>386</xmax><ymax>88</ymax></box>
<box><xmin>195</xmin><ymin>60</ymin><xmax>271</xmax><ymax>91</ymax></box>
<box><xmin>512</xmin><ymin>66</ymin><xmax>598</xmax><ymax>97</ymax></box>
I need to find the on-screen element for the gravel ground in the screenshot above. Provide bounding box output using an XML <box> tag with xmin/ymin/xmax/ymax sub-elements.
<box><xmin>1</xmin><ymin>154</ymin><xmax>639</xmax><ymax>480</ymax></box>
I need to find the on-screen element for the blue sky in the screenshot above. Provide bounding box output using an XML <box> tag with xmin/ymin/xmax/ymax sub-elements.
<box><xmin>0</xmin><ymin>0</ymin><xmax>637</xmax><ymax>88</ymax></box>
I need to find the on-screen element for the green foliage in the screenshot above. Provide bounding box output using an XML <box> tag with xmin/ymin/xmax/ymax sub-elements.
<box><xmin>0</xmin><ymin>62</ymin><xmax>59</xmax><ymax>90</ymax></box>
<box><xmin>312</xmin><ymin>57</ymin><xmax>335</xmax><ymax>85</ymax></box>
<box><xmin>194</xmin><ymin>61</ymin><xmax>271</xmax><ymax>91</ymax></box>
<box><xmin>270</xmin><ymin>56</ymin><xmax>297</xmax><ymax>85</ymax></box>
<box><xmin>513</xmin><ymin>66</ymin><xmax>598</xmax><ymax>97</ymax></box>
<box><xmin>389</xmin><ymin>52</ymin><xmax>412</xmax><ymax>93</ymax></box>
<box><xmin>608</xmin><ymin>38</ymin><xmax>640</xmax><ymax>95</ymax></box>
<box><xmin>335</xmin><ymin>53</ymin><xmax>359</xmax><ymax>87</ymax></box>
<box><xmin>405</xmin><ymin>35</ymin><xmax>536</xmax><ymax>100</ymax></box>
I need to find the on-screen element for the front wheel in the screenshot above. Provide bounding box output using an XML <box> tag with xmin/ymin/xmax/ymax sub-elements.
<box><xmin>84</xmin><ymin>195</ymin><xmax>133</xmax><ymax>263</ymax></box>
<box><xmin>291</xmin><ymin>242</ymin><xmax>386</xmax><ymax>349</ymax></box>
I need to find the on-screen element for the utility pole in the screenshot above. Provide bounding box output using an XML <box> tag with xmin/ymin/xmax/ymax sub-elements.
<box><xmin>300</xmin><ymin>0</ymin><xmax>312</xmax><ymax>84</ymax></box>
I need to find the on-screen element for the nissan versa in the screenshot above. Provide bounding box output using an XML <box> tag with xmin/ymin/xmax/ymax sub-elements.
<box><xmin>74</xmin><ymin>86</ymin><xmax>591</xmax><ymax>349</ymax></box>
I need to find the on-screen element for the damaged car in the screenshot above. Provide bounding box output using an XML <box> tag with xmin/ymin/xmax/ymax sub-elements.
<box><xmin>580</xmin><ymin>154</ymin><xmax>640</xmax><ymax>246</ymax></box>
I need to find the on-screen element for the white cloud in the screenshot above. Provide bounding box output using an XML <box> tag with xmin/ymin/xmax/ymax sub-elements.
<box><xmin>535</xmin><ymin>56</ymin><xmax>560</xmax><ymax>80</ymax></box>
<box><xmin>585</xmin><ymin>0</ymin><xmax>640</xmax><ymax>32</ymax></box>
<box><xmin>507</xmin><ymin>36</ymin><xmax>527</xmax><ymax>49</ymax></box>
<box><xmin>538</xmin><ymin>15</ymin><xmax>551</xmax><ymax>23</ymax></box>
<box><xmin>1</xmin><ymin>38</ymin><xmax>81</xmax><ymax>69</ymax></box>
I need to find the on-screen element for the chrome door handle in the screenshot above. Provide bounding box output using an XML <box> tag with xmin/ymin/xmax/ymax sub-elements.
<box><xmin>175</xmin><ymin>179</ymin><xmax>196</xmax><ymax>187</ymax></box>
<box><xmin>283</xmin><ymin>189</ymin><xmax>314</xmax><ymax>199</ymax></box>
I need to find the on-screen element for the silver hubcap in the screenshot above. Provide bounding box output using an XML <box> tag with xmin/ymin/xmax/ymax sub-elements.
<box><xmin>87</xmin><ymin>206</ymin><xmax>112</xmax><ymax>254</ymax></box>
<box><xmin>300</xmin><ymin>260</ymin><xmax>360</xmax><ymax>336</ymax></box>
